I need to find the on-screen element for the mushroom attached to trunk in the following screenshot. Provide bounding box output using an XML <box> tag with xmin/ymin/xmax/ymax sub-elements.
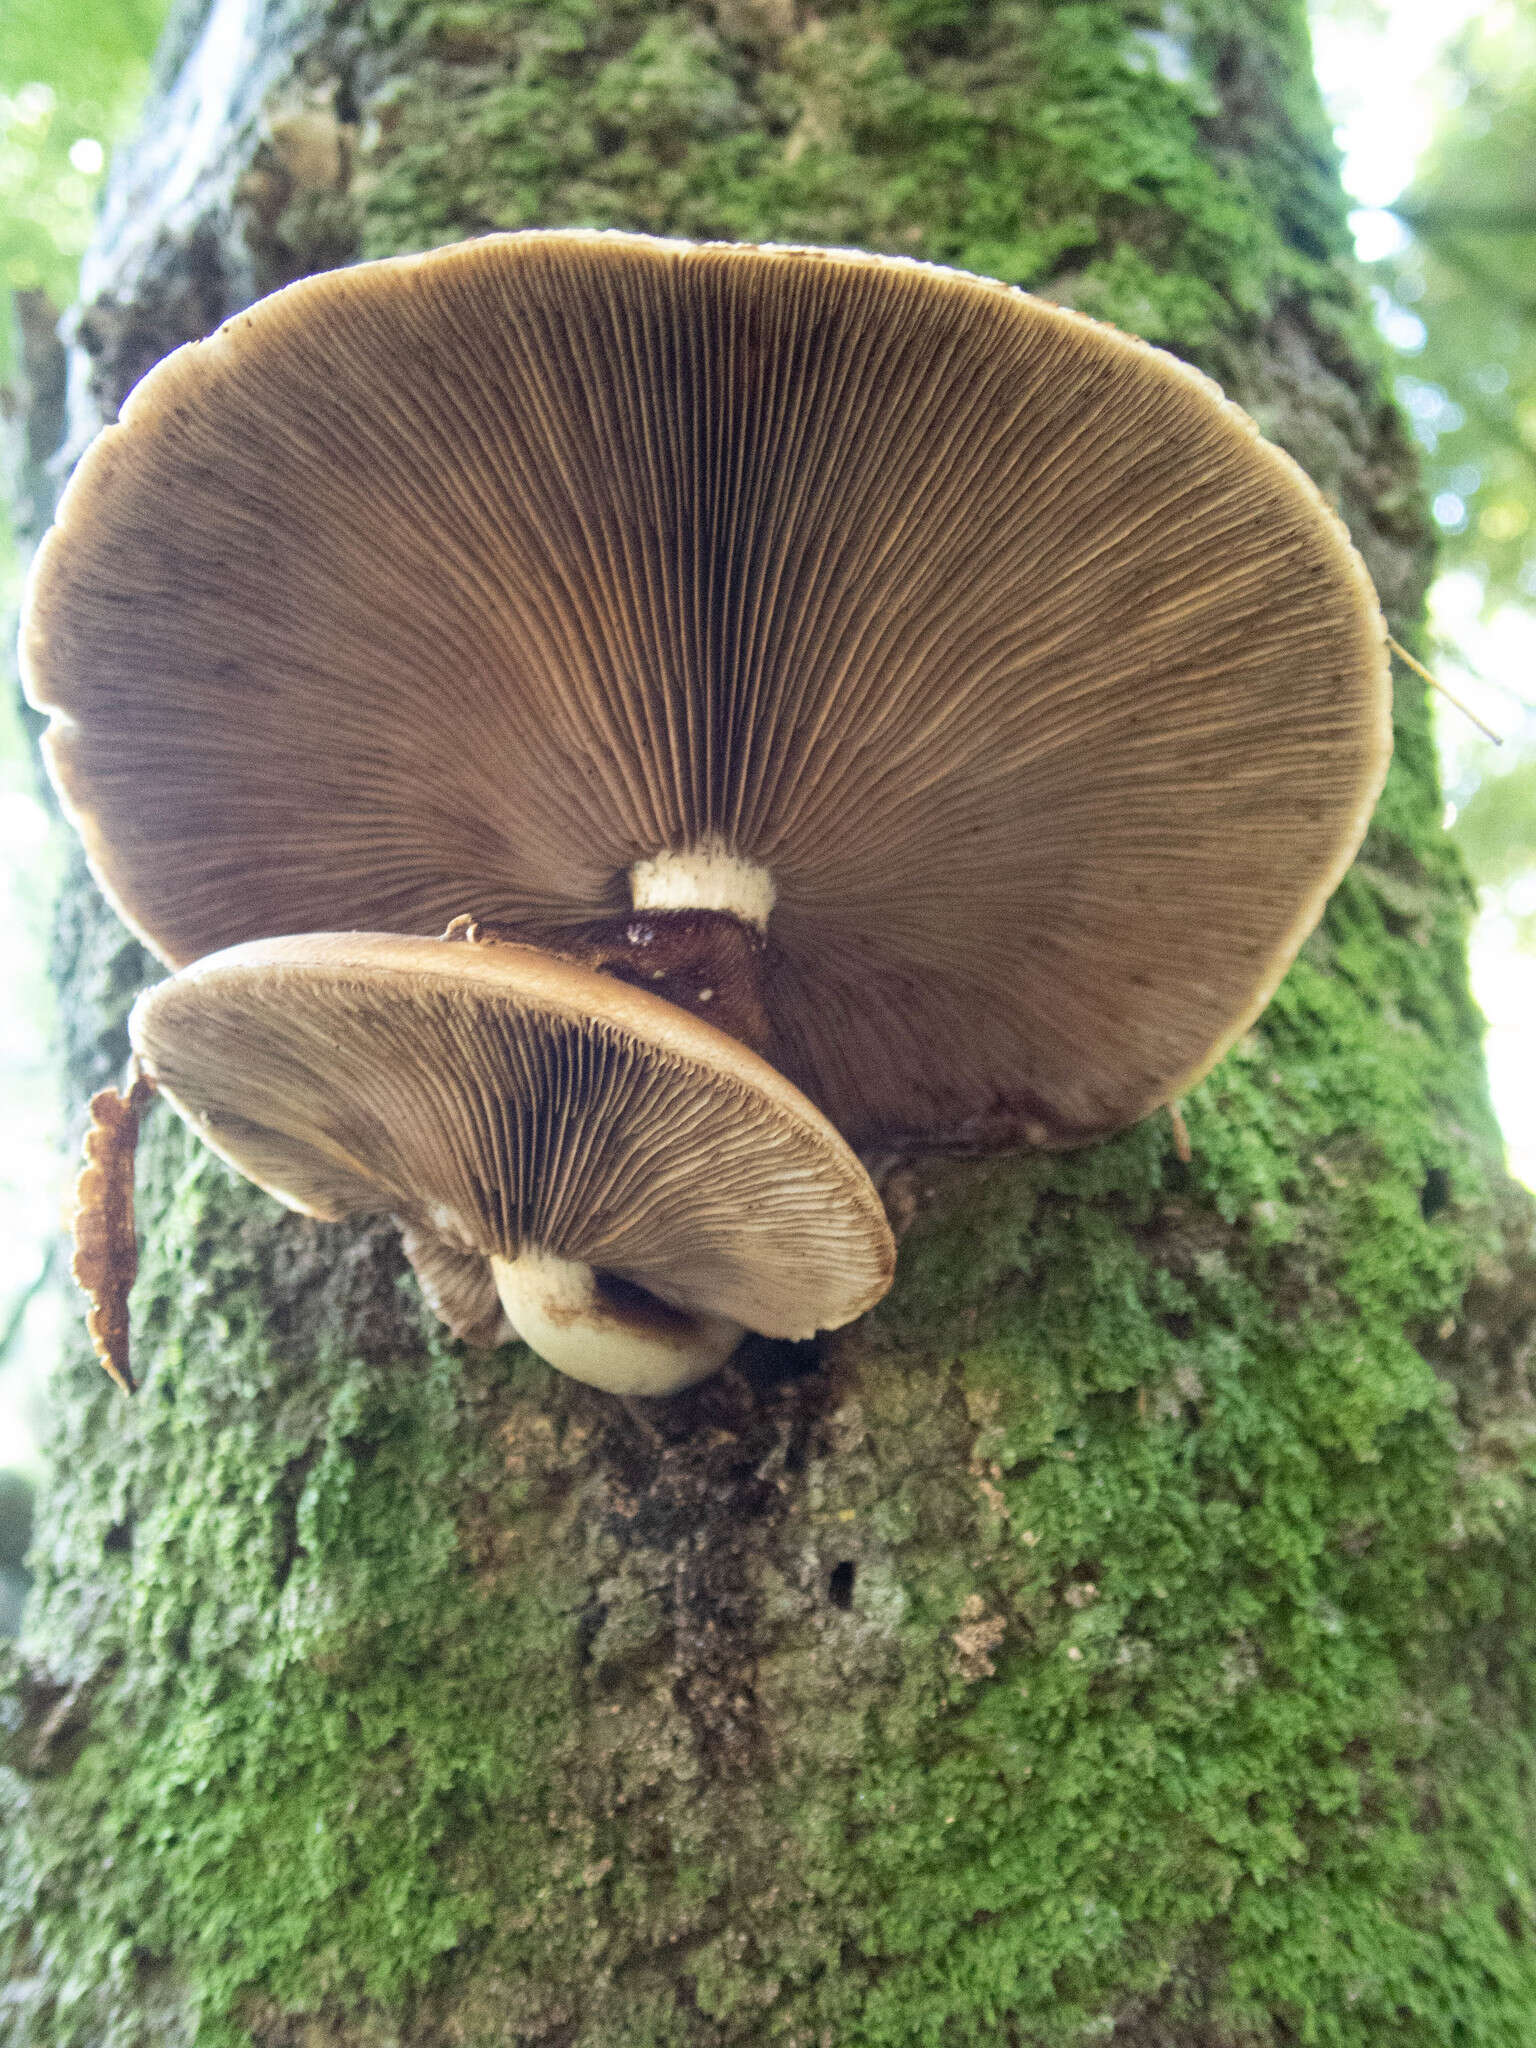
<box><xmin>127</xmin><ymin>932</ymin><xmax>895</xmax><ymax>1395</ymax></box>
<box><xmin>24</xmin><ymin>230</ymin><xmax>1392</xmax><ymax>1151</ymax></box>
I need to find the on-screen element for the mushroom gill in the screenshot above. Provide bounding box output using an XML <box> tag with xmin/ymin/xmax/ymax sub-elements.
<box><xmin>126</xmin><ymin>932</ymin><xmax>896</xmax><ymax>1394</ymax></box>
<box><xmin>25</xmin><ymin>231</ymin><xmax>1392</xmax><ymax>1151</ymax></box>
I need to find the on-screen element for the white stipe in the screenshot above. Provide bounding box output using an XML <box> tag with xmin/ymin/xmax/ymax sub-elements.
<box><xmin>629</xmin><ymin>841</ymin><xmax>776</xmax><ymax>931</ymax></box>
<box><xmin>490</xmin><ymin>1247</ymin><xmax>744</xmax><ymax>1396</ymax></box>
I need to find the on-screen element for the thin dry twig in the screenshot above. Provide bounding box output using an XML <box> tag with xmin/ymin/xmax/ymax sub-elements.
<box><xmin>1167</xmin><ymin>1101</ymin><xmax>1192</xmax><ymax>1165</ymax></box>
<box><xmin>1389</xmin><ymin>636</ymin><xmax>1505</xmax><ymax>746</ymax></box>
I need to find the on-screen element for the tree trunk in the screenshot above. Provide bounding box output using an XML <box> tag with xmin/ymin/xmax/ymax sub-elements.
<box><xmin>6</xmin><ymin>0</ymin><xmax>1536</xmax><ymax>2042</ymax></box>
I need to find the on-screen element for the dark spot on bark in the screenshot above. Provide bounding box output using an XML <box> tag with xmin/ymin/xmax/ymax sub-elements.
<box><xmin>1162</xmin><ymin>1153</ymin><xmax>1192</xmax><ymax>1193</ymax></box>
<box><xmin>1420</xmin><ymin>1167</ymin><xmax>1450</xmax><ymax>1220</ymax></box>
<box><xmin>270</xmin><ymin>1446</ymin><xmax>321</xmax><ymax>1592</ymax></box>
<box><xmin>733</xmin><ymin>1331</ymin><xmax>823</xmax><ymax>1392</ymax></box>
<box><xmin>3</xmin><ymin>1655</ymin><xmax>122</xmax><ymax>1778</ymax></box>
<box><xmin>575</xmin><ymin>1596</ymin><xmax>608</xmax><ymax>1671</ymax></box>
<box><xmin>827</xmin><ymin>1560</ymin><xmax>856</xmax><ymax>1609</ymax></box>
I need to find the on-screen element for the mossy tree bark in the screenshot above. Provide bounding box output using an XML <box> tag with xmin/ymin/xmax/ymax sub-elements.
<box><xmin>5</xmin><ymin>0</ymin><xmax>1536</xmax><ymax>2042</ymax></box>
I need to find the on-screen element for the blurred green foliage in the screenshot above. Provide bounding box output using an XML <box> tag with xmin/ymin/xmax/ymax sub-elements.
<box><xmin>0</xmin><ymin>0</ymin><xmax>169</xmax><ymax>377</ymax></box>
<box><xmin>1355</xmin><ymin>1</ymin><xmax>1536</xmax><ymax>924</ymax></box>
<box><xmin>0</xmin><ymin>1465</ymin><xmax>35</xmax><ymax>1633</ymax></box>
<box><xmin>1386</xmin><ymin>3</ymin><xmax>1536</xmax><ymax>612</ymax></box>
<box><xmin>1453</xmin><ymin>758</ymin><xmax>1536</xmax><ymax>930</ymax></box>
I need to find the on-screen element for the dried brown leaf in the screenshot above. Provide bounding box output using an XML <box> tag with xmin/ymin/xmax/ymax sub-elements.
<box><xmin>71</xmin><ymin>1073</ymin><xmax>157</xmax><ymax>1394</ymax></box>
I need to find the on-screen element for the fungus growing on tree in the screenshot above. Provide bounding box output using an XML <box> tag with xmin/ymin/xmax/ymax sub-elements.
<box><xmin>22</xmin><ymin>230</ymin><xmax>1392</xmax><ymax>1156</ymax></box>
<box><xmin>71</xmin><ymin>1070</ymin><xmax>157</xmax><ymax>1392</ymax></box>
<box><xmin>121</xmin><ymin>932</ymin><xmax>895</xmax><ymax>1395</ymax></box>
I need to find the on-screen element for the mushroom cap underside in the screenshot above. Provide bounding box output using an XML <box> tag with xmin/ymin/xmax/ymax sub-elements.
<box><xmin>128</xmin><ymin>931</ymin><xmax>896</xmax><ymax>1343</ymax></box>
<box><xmin>30</xmin><ymin>230</ymin><xmax>1392</xmax><ymax>1149</ymax></box>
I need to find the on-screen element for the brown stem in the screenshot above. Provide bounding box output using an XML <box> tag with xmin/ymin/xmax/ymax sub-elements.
<box><xmin>446</xmin><ymin>911</ymin><xmax>773</xmax><ymax>1058</ymax></box>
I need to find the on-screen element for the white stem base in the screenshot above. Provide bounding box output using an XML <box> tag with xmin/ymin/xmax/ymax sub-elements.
<box><xmin>490</xmin><ymin>1248</ymin><xmax>744</xmax><ymax>1396</ymax></box>
<box><xmin>629</xmin><ymin>839</ymin><xmax>776</xmax><ymax>930</ymax></box>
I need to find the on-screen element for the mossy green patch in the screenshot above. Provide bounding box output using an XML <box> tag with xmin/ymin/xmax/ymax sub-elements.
<box><xmin>354</xmin><ymin>0</ymin><xmax>1368</xmax><ymax>360</ymax></box>
<box><xmin>2</xmin><ymin>1123</ymin><xmax>557</xmax><ymax>2039</ymax></box>
<box><xmin>8</xmin><ymin>829</ymin><xmax>1533</xmax><ymax>2046</ymax></box>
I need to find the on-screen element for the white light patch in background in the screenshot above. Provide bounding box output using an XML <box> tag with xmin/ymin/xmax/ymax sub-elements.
<box><xmin>1475</xmin><ymin>904</ymin><xmax>1536</xmax><ymax>1192</ymax></box>
<box><xmin>1310</xmin><ymin>0</ymin><xmax>1485</xmax><ymax>208</ymax></box>
<box><xmin>1348</xmin><ymin>207</ymin><xmax>1411</xmax><ymax>264</ymax></box>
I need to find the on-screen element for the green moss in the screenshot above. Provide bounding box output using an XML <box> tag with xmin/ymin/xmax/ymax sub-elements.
<box><xmin>354</xmin><ymin>0</ymin><xmax>1368</xmax><ymax>360</ymax></box>
<box><xmin>6</xmin><ymin>842</ymin><xmax>1532</xmax><ymax>2044</ymax></box>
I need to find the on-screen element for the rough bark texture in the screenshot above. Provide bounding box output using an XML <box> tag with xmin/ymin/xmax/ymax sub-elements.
<box><xmin>5</xmin><ymin>0</ymin><xmax>1536</xmax><ymax>2042</ymax></box>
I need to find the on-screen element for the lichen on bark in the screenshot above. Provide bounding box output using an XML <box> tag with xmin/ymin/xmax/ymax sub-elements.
<box><xmin>4</xmin><ymin>0</ymin><xmax>1536</xmax><ymax>2043</ymax></box>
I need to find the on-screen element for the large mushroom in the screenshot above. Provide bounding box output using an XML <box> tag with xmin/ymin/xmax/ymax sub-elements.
<box><xmin>119</xmin><ymin>932</ymin><xmax>895</xmax><ymax>1395</ymax></box>
<box><xmin>24</xmin><ymin>231</ymin><xmax>1391</xmax><ymax>1150</ymax></box>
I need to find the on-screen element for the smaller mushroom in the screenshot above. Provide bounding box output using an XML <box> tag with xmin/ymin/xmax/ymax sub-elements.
<box><xmin>128</xmin><ymin>932</ymin><xmax>894</xmax><ymax>1395</ymax></box>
